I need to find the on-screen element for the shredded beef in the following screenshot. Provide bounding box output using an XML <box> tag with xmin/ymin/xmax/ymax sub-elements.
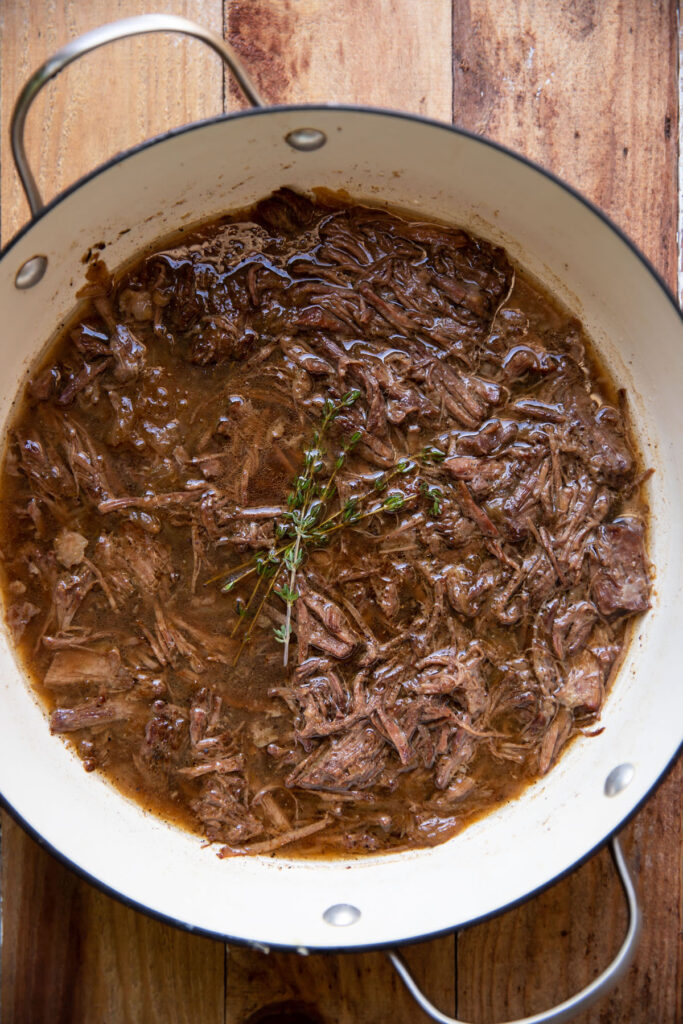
<box><xmin>0</xmin><ymin>189</ymin><xmax>650</xmax><ymax>856</ymax></box>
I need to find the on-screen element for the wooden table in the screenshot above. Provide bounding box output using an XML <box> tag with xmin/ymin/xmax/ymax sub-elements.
<box><xmin>1</xmin><ymin>3</ymin><xmax>681</xmax><ymax>1021</ymax></box>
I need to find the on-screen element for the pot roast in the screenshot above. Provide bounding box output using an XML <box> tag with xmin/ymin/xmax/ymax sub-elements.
<box><xmin>0</xmin><ymin>189</ymin><xmax>651</xmax><ymax>856</ymax></box>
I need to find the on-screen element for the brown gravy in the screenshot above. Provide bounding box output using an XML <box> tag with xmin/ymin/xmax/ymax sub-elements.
<box><xmin>0</xmin><ymin>190</ymin><xmax>651</xmax><ymax>856</ymax></box>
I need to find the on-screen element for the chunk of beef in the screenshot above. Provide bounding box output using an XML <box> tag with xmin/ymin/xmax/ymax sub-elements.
<box><xmin>188</xmin><ymin>687</ymin><xmax>224</xmax><ymax>751</ymax></box>
<box><xmin>415</xmin><ymin>646</ymin><xmax>489</xmax><ymax>718</ymax></box>
<box><xmin>445</xmin><ymin>561</ymin><xmax>501</xmax><ymax>617</ymax></box>
<box><xmin>502</xmin><ymin>343</ymin><xmax>554</xmax><ymax>380</ymax></box>
<box><xmin>52</xmin><ymin>567</ymin><xmax>96</xmax><ymax>632</ymax></box>
<box><xmin>444</xmin><ymin>455</ymin><xmax>509</xmax><ymax>496</ymax></box>
<box><xmin>280</xmin><ymin>668</ymin><xmax>380</xmax><ymax>741</ymax></box>
<box><xmin>57</xmin><ymin>358</ymin><xmax>112</xmax><ymax>405</ymax></box>
<box><xmin>140</xmin><ymin>700</ymin><xmax>188</xmax><ymax>770</ymax></box>
<box><xmin>588</xmin><ymin>624</ymin><xmax>621</xmax><ymax>679</ymax></box>
<box><xmin>254</xmin><ymin>188</ymin><xmax>318</xmax><ymax>234</ymax></box>
<box><xmin>15</xmin><ymin>428</ymin><xmax>75</xmax><ymax>501</ymax></box>
<box><xmin>280</xmin><ymin>336</ymin><xmax>333</xmax><ymax>376</ymax></box>
<box><xmin>110</xmin><ymin>324</ymin><xmax>146</xmax><ymax>381</ymax></box>
<box><xmin>118</xmin><ymin>287</ymin><xmax>155</xmax><ymax>323</ymax></box>
<box><xmin>541</xmin><ymin>363</ymin><xmax>634</xmax><ymax>483</ymax></box>
<box><xmin>150</xmin><ymin>604</ymin><xmax>206</xmax><ymax>673</ymax></box>
<box><xmin>591</xmin><ymin>522</ymin><xmax>650</xmax><ymax>616</ymax></box>
<box><xmin>29</xmin><ymin>365</ymin><xmax>61</xmax><ymax>401</ymax></box>
<box><xmin>95</xmin><ymin>525</ymin><xmax>173</xmax><ymax>598</ymax></box>
<box><xmin>568</xmin><ymin>390</ymin><xmax>634</xmax><ymax>483</ymax></box>
<box><xmin>371</xmin><ymin>576</ymin><xmax>400</xmax><ymax>620</ymax></box>
<box><xmin>435</xmin><ymin>729</ymin><xmax>476</xmax><ymax>789</ymax></box>
<box><xmin>6</xmin><ymin>600</ymin><xmax>40</xmax><ymax>640</ymax></box>
<box><xmin>44</xmin><ymin>648</ymin><xmax>124</xmax><ymax>688</ymax></box>
<box><xmin>372</xmin><ymin>706</ymin><xmax>415</xmax><ymax>765</ymax></box>
<box><xmin>456</xmin><ymin>419</ymin><xmax>518</xmax><ymax>456</ymax></box>
<box><xmin>178</xmin><ymin>757</ymin><xmax>244</xmax><ymax>778</ymax></box>
<box><xmin>286</xmin><ymin>724</ymin><xmax>387</xmax><ymax>792</ymax></box>
<box><xmin>551</xmin><ymin>600</ymin><xmax>598</xmax><ymax>661</ymax></box>
<box><xmin>510</xmin><ymin>398</ymin><xmax>566</xmax><ymax>423</ymax></box>
<box><xmin>424</xmin><ymin>360</ymin><xmax>502</xmax><ymax>428</ymax></box>
<box><xmin>538</xmin><ymin>707</ymin><xmax>573</xmax><ymax>774</ymax></box>
<box><xmin>220</xmin><ymin>817</ymin><xmax>330</xmax><ymax>856</ymax></box>
<box><xmin>555</xmin><ymin>650</ymin><xmax>604</xmax><ymax>714</ymax></box>
<box><xmin>531</xmin><ymin>636</ymin><xmax>560</xmax><ymax>694</ymax></box>
<box><xmin>488</xmin><ymin>656</ymin><xmax>543</xmax><ymax>732</ymax></box>
<box><xmin>218</xmin><ymin>519</ymin><xmax>275</xmax><ymax>552</ymax></box>
<box><xmin>60</xmin><ymin>417</ymin><xmax>119</xmax><ymax>503</ymax></box>
<box><xmin>187</xmin><ymin>316</ymin><xmax>255</xmax><ymax>366</ymax></box>
<box><xmin>455</xmin><ymin>481</ymin><xmax>499</xmax><ymax>538</ymax></box>
<box><xmin>50</xmin><ymin>696</ymin><xmax>129</xmax><ymax>733</ymax></box>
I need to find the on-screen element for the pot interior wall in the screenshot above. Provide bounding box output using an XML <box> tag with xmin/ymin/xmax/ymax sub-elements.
<box><xmin>0</xmin><ymin>108</ymin><xmax>681</xmax><ymax>949</ymax></box>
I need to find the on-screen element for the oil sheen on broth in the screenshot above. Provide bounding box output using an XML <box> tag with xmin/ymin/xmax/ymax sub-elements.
<box><xmin>0</xmin><ymin>190</ymin><xmax>651</xmax><ymax>857</ymax></box>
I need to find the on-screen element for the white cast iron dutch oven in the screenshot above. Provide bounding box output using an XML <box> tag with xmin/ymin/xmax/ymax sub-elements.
<box><xmin>1</xmin><ymin>16</ymin><xmax>682</xmax><ymax>1024</ymax></box>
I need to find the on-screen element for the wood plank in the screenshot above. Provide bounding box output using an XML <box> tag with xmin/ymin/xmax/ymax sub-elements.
<box><xmin>0</xmin><ymin>0</ymin><xmax>225</xmax><ymax>241</ymax></box>
<box><xmin>452</xmin><ymin>0</ymin><xmax>678</xmax><ymax>286</ymax></box>
<box><xmin>0</xmin><ymin>814</ymin><xmax>225</xmax><ymax>1024</ymax></box>
<box><xmin>453</xmin><ymin>3</ymin><xmax>682</xmax><ymax>1021</ymax></box>
<box><xmin>0</xmin><ymin>3</ymin><xmax>226</xmax><ymax>1022</ymax></box>
<box><xmin>222</xmin><ymin>2</ymin><xmax>454</xmax><ymax>1017</ymax></box>
<box><xmin>225</xmin><ymin>940</ymin><xmax>456</xmax><ymax>1024</ymax></box>
<box><xmin>224</xmin><ymin>0</ymin><xmax>453</xmax><ymax>118</ymax></box>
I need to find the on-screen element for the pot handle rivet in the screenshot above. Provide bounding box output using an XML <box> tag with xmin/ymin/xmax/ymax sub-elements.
<box><xmin>604</xmin><ymin>762</ymin><xmax>635</xmax><ymax>796</ymax></box>
<box><xmin>15</xmin><ymin>255</ymin><xmax>47</xmax><ymax>289</ymax></box>
<box><xmin>285</xmin><ymin>128</ymin><xmax>327</xmax><ymax>152</ymax></box>
<box><xmin>323</xmin><ymin>903</ymin><xmax>361</xmax><ymax>926</ymax></box>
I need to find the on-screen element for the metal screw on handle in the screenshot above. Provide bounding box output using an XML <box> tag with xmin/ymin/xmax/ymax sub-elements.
<box><xmin>10</xmin><ymin>13</ymin><xmax>265</xmax><ymax>219</ymax></box>
<box><xmin>387</xmin><ymin>836</ymin><xmax>640</xmax><ymax>1024</ymax></box>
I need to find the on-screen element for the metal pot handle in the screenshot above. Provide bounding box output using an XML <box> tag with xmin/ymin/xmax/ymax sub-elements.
<box><xmin>10</xmin><ymin>13</ymin><xmax>265</xmax><ymax>218</ymax></box>
<box><xmin>387</xmin><ymin>836</ymin><xmax>640</xmax><ymax>1024</ymax></box>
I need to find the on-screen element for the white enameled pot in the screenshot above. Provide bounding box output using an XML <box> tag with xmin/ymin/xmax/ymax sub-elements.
<box><xmin>0</xmin><ymin>15</ymin><xmax>681</xmax><ymax>1023</ymax></box>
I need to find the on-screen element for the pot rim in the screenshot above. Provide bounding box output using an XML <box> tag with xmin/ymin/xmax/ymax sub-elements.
<box><xmin>3</xmin><ymin>100</ymin><xmax>682</xmax><ymax>323</ymax></box>
<box><xmin>1</xmin><ymin>744</ymin><xmax>680</xmax><ymax>953</ymax></box>
<box><xmin>1</xmin><ymin>102</ymin><xmax>681</xmax><ymax>951</ymax></box>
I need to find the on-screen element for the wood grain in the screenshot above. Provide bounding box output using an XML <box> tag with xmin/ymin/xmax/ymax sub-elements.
<box><xmin>452</xmin><ymin>0</ymin><xmax>678</xmax><ymax>286</ymax></box>
<box><xmin>0</xmin><ymin>0</ymin><xmax>224</xmax><ymax>240</ymax></box>
<box><xmin>0</xmin><ymin>815</ymin><xmax>224</xmax><ymax>1024</ymax></box>
<box><xmin>0</xmin><ymin>3</ymin><xmax>226</xmax><ymax>1023</ymax></box>
<box><xmin>224</xmin><ymin>0</ymin><xmax>453</xmax><ymax>117</ymax></box>
<box><xmin>225</xmin><ymin>940</ymin><xmax>456</xmax><ymax>1024</ymax></box>
<box><xmin>453</xmin><ymin>3</ymin><xmax>682</xmax><ymax>1021</ymax></box>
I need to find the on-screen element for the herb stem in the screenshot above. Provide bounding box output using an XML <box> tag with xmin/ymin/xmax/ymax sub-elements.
<box><xmin>230</xmin><ymin>572</ymin><xmax>263</xmax><ymax>637</ymax></box>
<box><xmin>282</xmin><ymin>534</ymin><xmax>300</xmax><ymax>667</ymax></box>
<box><xmin>316</xmin><ymin>466</ymin><xmax>412</xmax><ymax>533</ymax></box>
<box><xmin>322</xmin><ymin>493</ymin><xmax>417</xmax><ymax>539</ymax></box>
<box><xmin>245</xmin><ymin>570</ymin><xmax>281</xmax><ymax>642</ymax></box>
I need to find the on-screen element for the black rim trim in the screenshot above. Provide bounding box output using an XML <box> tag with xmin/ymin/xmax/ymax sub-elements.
<box><xmin>1</xmin><ymin>101</ymin><xmax>682</xmax><ymax>952</ymax></box>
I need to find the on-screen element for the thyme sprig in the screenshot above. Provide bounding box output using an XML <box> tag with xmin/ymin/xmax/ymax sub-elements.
<box><xmin>277</xmin><ymin>390</ymin><xmax>362</xmax><ymax>665</ymax></box>
<box><xmin>215</xmin><ymin>391</ymin><xmax>449</xmax><ymax>666</ymax></box>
